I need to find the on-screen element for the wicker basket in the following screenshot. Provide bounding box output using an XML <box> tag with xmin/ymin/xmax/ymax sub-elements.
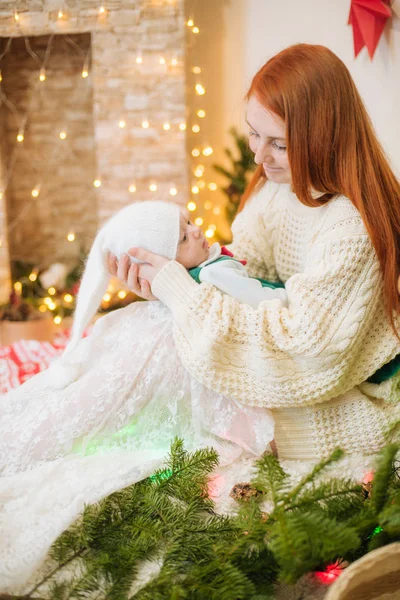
<box><xmin>325</xmin><ymin>543</ymin><xmax>400</xmax><ymax>600</ymax></box>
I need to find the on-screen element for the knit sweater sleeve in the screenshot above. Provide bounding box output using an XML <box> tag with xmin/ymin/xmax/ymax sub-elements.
<box><xmin>225</xmin><ymin>180</ymin><xmax>281</xmax><ymax>281</ymax></box>
<box><xmin>152</xmin><ymin>222</ymin><xmax>400</xmax><ymax>409</ymax></box>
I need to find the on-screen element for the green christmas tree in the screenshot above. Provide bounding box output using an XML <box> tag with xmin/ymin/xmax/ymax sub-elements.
<box><xmin>212</xmin><ymin>127</ymin><xmax>257</xmax><ymax>225</ymax></box>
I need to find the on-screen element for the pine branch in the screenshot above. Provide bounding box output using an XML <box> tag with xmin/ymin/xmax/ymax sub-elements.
<box><xmin>9</xmin><ymin>440</ymin><xmax>399</xmax><ymax>598</ymax></box>
<box><xmin>370</xmin><ymin>443</ymin><xmax>399</xmax><ymax>515</ymax></box>
<box><xmin>283</xmin><ymin>449</ymin><xmax>344</xmax><ymax>505</ymax></box>
<box><xmin>25</xmin><ymin>548</ymin><xmax>86</xmax><ymax>597</ymax></box>
<box><xmin>252</xmin><ymin>452</ymin><xmax>289</xmax><ymax>506</ymax></box>
<box><xmin>288</xmin><ymin>480</ymin><xmax>363</xmax><ymax>517</ymax></box>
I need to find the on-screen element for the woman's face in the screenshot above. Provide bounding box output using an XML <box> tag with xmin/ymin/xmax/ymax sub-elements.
<box><xmin>246</xmin><ymin>95</ymin><xmax>291</xmax><ymax>184</ymax></box>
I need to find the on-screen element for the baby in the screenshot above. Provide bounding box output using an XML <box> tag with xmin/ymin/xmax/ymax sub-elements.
<box><xmin>175</xmin><ymin>211</ymin><xmax>288</xmax><ymax>309</ymax></box>
<box><xmin>67</xmin><ymin>200</ymin><xmax>288</xmax><ymax>355</ymax></box>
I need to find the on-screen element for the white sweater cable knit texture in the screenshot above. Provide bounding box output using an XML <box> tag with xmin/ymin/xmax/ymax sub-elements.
<box><xmin>152</xmin><ymin>181</ymin><xmax>400</xmax><ymax>461</ymax></box>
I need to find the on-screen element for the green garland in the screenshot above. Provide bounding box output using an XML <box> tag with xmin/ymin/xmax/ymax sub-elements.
<box><xmin>7</xmin><ymin>433</ymin><xmax>399</xmax><ymax>599</ymax></box>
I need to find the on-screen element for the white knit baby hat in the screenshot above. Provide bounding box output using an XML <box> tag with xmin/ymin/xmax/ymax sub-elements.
<box><xmin>65</xmin><ymin>200</ymin><xmax>181</xmax><ymax>356</ymax></box>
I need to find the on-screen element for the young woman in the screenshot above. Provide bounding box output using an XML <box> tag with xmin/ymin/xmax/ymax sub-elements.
<box><xmin>110</xmin><ymin>43</ymin><xmax>400</xmax><ymax>467</ymax></box>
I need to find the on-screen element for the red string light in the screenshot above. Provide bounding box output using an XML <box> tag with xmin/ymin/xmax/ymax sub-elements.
<box><xmin>314</xmin><ymin>562</ymin><xmax>343</xmax><ymax>585</ymax></box>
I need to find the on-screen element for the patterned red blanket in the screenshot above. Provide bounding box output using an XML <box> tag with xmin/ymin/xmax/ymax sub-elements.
<box><xmin>0</xmin><ymin>330</ymin><xmax>73</xmax><ymax>394</ymax></box>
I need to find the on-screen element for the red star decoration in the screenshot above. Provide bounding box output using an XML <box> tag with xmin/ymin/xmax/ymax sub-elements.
<box><xmin>348</xmin><ymin>0</ymin><xmax>392</xmax><ymax>59</ymax></box>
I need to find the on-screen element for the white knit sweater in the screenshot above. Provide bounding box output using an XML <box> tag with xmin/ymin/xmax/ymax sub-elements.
<box><xmin>152</xmin><ymin>181</ymin><xmax>400</xmax><ymax>461</ymax></box>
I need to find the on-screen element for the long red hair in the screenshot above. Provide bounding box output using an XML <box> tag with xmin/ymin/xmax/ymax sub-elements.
<box><xmin>239</xmin><ymin>44</ymin><xmax>400</xmax><ymax>337</ymax></box>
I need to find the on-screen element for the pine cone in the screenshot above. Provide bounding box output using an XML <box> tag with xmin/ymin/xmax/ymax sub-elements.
<box><xmin>362</xmin><ymin>471</ymin><xmax>374</xmax><ymax>500</ymax></box>
<box><xmin>229</xmin><ymin>482</ymin><xmax>263</xmax><ymax>502</ymax></box>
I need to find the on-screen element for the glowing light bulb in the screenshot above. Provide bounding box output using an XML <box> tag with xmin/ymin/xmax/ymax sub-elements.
<box><xmin>197</xmin><ymin>109</ymin><xmax>206</xmax><ymax>118</ymax></box>
<box><xmin>31</xmin><ymin>188</ymin><xmax>40</xmax><ymax>198</ymax></box>
<box><xmin>17</xmin><ymin>133</ymin><xmax>24</xmax><ymax>142</ymax></box>
<box><xmin>93</xmin><ymin>179</ymin><xmax>101</xmax><ymax>187</ymax></box>
<box><xmin>58</xmin><ymin>9</ymin><xmax>63</xmax><ymax>18</ymax></box>
<box><xmin>314</xmin><ymin>564</ymin><xmax>343</xmax><ymax>585</ymax></box>
<box><xmin>192</xmin><ymin>26</ymin><xmax>199</xmax><ymax>34</ymax></box>
<box><xmin>179</xmin><ymin>123</ymin><xmax>186</xmax><ymax>131</ymax></box>
<box><xmin>67</xmin><ymin>232</ymin><xmax>75</xmax><ymax>242</ymax></box>
<box><xmin>59</xmin><ymin>131</ymin><xmax>67</xmax><ymax>139</ymax></box>
<box><xmin>197</xmin><ymin>180</ymin><xmax>205</xmax><ymax>189</ymax></box>
<box><xmin>194</xmin><ymin>165</ymin><xmax>204</xmax><ymax>177</ymax></box>
<box><xmin>48</xmin><ymin>302</ymin><xmax>56</xmax><ymax>311</ymax></box>
<box><xmin>213</xmin><ymin>206</ymin><xmax>221</xmax><ymax>215</ymax></box>
<box><xmin>103</xmin><ymin>293</ymin><xmax>111</xmax><ymax>302</ymax></box>
<box><xmin>149</xmin><ymin>183</ymin><xmax>157</xmax><ymax>191</ymax></box>
<box><xmin>205</xmin><ymin>229</ymin><xmax>215</xmax><ymax>239</ymax></box>
<box><xmin>194</xmin><ymin>217</ymin><xmax>204</xmax><ymax>226</ymax></box>
<box><xmin>208</xmin><ymin>182</ymin><xmax>217</xmax><ymax>191</ymax></box>
<box><xmin>195</xmin><ymin>84</ymin><xmax>205</xmax><ymax>95</ymax></box>
<box><xmin>64</xmin><ymin>293</ymin><xmax>73</xmax><ymax>303</ymax></box>
<box><xmin>169</xmin><ymin>187</ymin><xmax>177</xmax><ymax>196</ymax></box>
<box><xmin>209</xmin><ymin>224</ymin><xmax>216</xmax><ymax>231</ymax></box>
<box><xmin>44</xmin><ymin>297</ymin><xmax>52</xmax><ymax>305</ymax></box>
<box><xmin>118</xmin><ymin>290</ymin><xmax>127</xmax><ymax>299</ymax></box>
<box><xmin>163</xmin><ymin>122</ymin><xmax>171</xmax><ymax>131</ymax></box>
<box><xmin>0</xmin><ymin>192</ymin><xmax>3</xmax><ymax>200</ymax></box>
<box><xmin>54</xmin><ymin>315</ymin><xmax>62</xmax><ymax>325</ymax></box>
<box><xmin>159</xmin><ymin>56</ymin><xmax>166</xmax><ymax>65</ymax></box>
<box><xmin>39</xmin><ymin>68</ymin><xmax>46</xmax><ymax>82</ymax></box>
<box><xmin>118</xmin><ymin>120</ymin><xmax>126</xmax><ymax>128</ymax></box>
<box><xmin>14</xmin><ymin>11</ymin><xmax>20</xmax><ymax>22</ymax></box>
<box><xmin>29</xmin><ymin>272</ymin><xmax>37</xmax><ymax>282</ymax></box>
<box><xmin>128</xmin><ymin>184</ymin><xmax>136</xmax><ymax>193</ymax></box>
<box><xmin>48</xmin><ymin>287</ymin><xmax>56</xmax><ymax>296</ymax></box>
<box><xmin>192</xmin><ymin>66</ymin><xmax>201</xmax><ymax>74</ymax></box>
<box><xmin>39</xmin><ymin>305</ymin><xmax>47</xmax><ymax>312</ymax></box>
<box><xmin>82</xmin><ymin>69</ymin><xmax>88</xmax><ymax>78</ymax></box>
<box><xmin>192</xmin><ymin>124</ymin><xmax>200</xmax><ymax>133</ymax></box>
<box><xmin>187</xmin><ymin>19</ymin><xmax>194</xmax><ymax>26</ymax></box>
<box><xmin>99</xmin><ymin>6</ymin><xmax>105</xmax><ymax>14</ymax></box>
<box><xmin>0</xmin><ymin>71</ymin><xmax>2</xmax><ymax>82</ymax></box>
<box><xmin>202</xmin><ymin>146</ymin><xmax>213</xmax><ymax>156</ymax></box>
<box><xmin>142</xmin><ymin>120</ymin><xmax>149</xmax><ymax>129</ymax></box>
<box><xmin>191</xmin><ymin>148</ymin><xmax>200</xmax><ymax>157</ymax></box>
<box><xmin>191</xmin><ymin>186</ymin><xmax>199</xmax><ymax>194</ymax></box>
<box><xmin>171</xmin><ymin>58</ymin><xmax>178</xmax><ymax>66</ymax></box>
<box><xmin>136</xmin><ymin>55</ymin><xmax>143</xmax><ymax>64</ymax></box>
<box><xmin>204</xmin><ymin>201</ymin><xmax>213</xmax><ymax>210</ymax></box>
<box><xmin>14</xmin><ymin>281</ymin><xmax>22</xmax><ymax>294</ymax></box>
<box><xmin>187</xmin><ymin>201</ymin><xmax>197</xmax><ymax>211</ymax></box>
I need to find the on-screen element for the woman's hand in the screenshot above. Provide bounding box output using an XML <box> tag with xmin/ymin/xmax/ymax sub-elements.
<box><xmin>106</xmin><ymin>249</ymin><xmax>170</xmax><ymax>300</ymax></box>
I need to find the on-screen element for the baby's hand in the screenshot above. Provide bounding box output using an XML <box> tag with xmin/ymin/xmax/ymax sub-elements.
<box><xmin>106</xmin><ymin>252</ymin><xmax>158</xmax><ymax>301</ymax></box>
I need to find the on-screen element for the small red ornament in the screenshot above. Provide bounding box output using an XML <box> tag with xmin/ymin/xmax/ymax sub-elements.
<box><xmin>348</xmin><ymin>0</ymin><xmax>392</xmax><ymax>60</ymax></box>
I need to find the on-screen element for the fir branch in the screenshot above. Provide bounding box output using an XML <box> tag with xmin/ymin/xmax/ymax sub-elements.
<box><xmin>10</xmin><ymin>440</ymin><xmax>400</xmax><ymax>598</ymax></box>
<box><xmin>287</xmin><ymin>480</ymin><xmax>363</xmax><ymax>517</ymax></box>
<box><xmin>25</xmin><ymin>548</ymin><xmax>87</xmax><ymax>597</ymax></box>
<box><xmin>269</xmin><ymin>511</ymin><xmax>360</xmax><ymax>583</ymax></box>
<box><xmin>283</xmin><ymin>448</ymin><xmax>344</xmax><ymax>506</ymax></box>
<box><xmin>252</xmin><ymin>453</ymin><xmax>289</xmax><ymax>506</ymax></box>
<box><xmin>370</xmin><ymin>443</ymin><xmax>399</xmax><ymax>515</ymax></box>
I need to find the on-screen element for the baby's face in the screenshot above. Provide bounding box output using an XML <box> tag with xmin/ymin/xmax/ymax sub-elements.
<box><xmin>175</xmin><ymin>213</ymin><xmax>210</xmax><ymax>269</ymax></box>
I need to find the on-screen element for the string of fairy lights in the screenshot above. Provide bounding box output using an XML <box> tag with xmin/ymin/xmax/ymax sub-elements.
<box><xmin>0</xmin><ymin>0</ymin><xmax>221</xmax><ymax>324</ymax></box>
